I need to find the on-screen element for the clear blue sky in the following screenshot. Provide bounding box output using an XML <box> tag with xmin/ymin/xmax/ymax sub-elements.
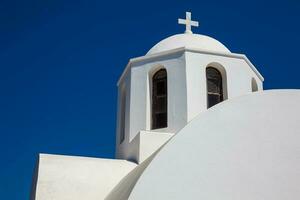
<box><xmin>0</xmin><ymin>0</ymin><xmax>299</xmax><ymax>199</ymax></box>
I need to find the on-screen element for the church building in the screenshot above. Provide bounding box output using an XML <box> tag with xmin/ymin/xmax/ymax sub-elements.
<box><xmin>31</xmin><ymin>12</ymin><xmax>300</xmax><ymax>200</ymax></box>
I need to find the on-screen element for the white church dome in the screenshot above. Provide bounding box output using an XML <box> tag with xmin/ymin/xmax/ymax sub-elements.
<box><xmin>147</xmin><ymin>33</ymin><xmax>231</xmax><ymax>55</ymax></box>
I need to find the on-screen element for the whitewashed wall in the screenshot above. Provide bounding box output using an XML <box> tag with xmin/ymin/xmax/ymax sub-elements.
<box><xmin>129</xmin><ymin>90</ymin><xmax>300</xmax><ymax>200</ymax></box>
<box><xmin>32</xmin><ymin>154</ymin><xmax>136</xmax><ymax>200</ymax></box>
<box><xmin>185</xmin><ymin>50</ymin><xmax>263</xmax><ymax>121</ymax></box>
<box><xmin>116</xmin><ymin>51</ymin><xmax>188</xmax><ymax>162</ymax></box>
<box><xmin>116</xmin><ymin>48</ymin><xmax>263</xmax><ymax>163</ymax></box>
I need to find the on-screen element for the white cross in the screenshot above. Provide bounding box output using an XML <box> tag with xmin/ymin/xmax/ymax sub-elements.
<box><xmin>178</xmin><ymin>12</ymin><xmax>199</xmax><ymax>34</ymax></box>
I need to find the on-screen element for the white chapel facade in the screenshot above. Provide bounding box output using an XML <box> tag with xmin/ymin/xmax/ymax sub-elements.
<box><xmin>116</xmin><ymin>12</ymin><xmax>263</xmax><ymax>164</ymax></box>
<box><xmin>31</xmin><ymin>12</ymin><xmax>300</xmax><ymax>200</ymax></box>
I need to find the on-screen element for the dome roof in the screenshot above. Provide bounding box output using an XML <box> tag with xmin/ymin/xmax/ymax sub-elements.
<box><xmin>147</xmin><ymin>33</ymin><xmax>230</xmax><ymax>55</ymax></box>
<box><xmin>129</xmin><ymin>90</ymin><xmax>300</xmax><ymax>200</ymax></box>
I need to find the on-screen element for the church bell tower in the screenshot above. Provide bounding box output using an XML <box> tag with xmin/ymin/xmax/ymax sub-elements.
<box><xmin>115</xmin><ymin>12</ymin><xmax>264</xmax><ymax>163</ymax></box>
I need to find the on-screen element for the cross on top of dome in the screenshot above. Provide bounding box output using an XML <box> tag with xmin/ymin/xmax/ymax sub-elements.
<box><xmin>178</xmin><ymin>12</ymin><xmax>199</xmax><ymax>34</ymax></box>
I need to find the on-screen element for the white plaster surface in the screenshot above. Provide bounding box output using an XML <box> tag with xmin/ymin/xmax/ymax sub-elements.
<box><xmin>185</xmin><ymin>51</ymin><xmax>263</xmax><ymax>121</ymax></box>
<box><xmin>129</xmin><ymin>90</ymin><xmax>300</xmax><ymax>200</ymax></box>
<box><xmin>33</xmin><ymin>154</ymin><xmax>137</xmax><ymax>200</ymax></box>
<box><xmin>116</xmin><ymin>46</ymin><xmax>263</xmax><ymax>162</ymax></box>
<box><xmin>116</xmin><ymin>130</ymin><xmax>173</xmax><ymax>163</ymax></box>
<box><xmin>147</xmin><ymin>34</ymin><xmax>230</xmax><ymax>55</ymax></box>
<box><xmin>116</xmin><ymin>52</ymin><xmax>187</xmax><ymax>161</ymax></box>
<box><xmin>105</xmin><ymin>148</ymin><xmax>162</xmax><ymax>200</ymax></box>
<box><xmin>138</xmin><ymin>131</ymin><xmax>173</xmax><ymax>163</ymax></box>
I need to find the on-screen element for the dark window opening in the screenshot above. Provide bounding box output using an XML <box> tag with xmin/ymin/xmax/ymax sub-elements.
<box><xmin>206</xmin><ymin>67</ymin><xmax>223</xmax><ymax>108</ymax></box>
<box><xmin>120</xmin><ymin>89</ymin><xmax>126</xmax><ymax>143</ymax></box>
<box><xmin>252</xmin><ymin>78</ymin><xmax>258</xmax><ymax>92</ymax></box>
<box><xmin>152</xmin><ymin>69</ymin><xmax>167</xmax><ymax>129</ymax></box>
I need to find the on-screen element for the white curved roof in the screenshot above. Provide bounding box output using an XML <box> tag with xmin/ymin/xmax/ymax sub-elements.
<box><xmin>129</xmin><ymin>90</ymin><xmax>300</xmax><ymax>200</ymax></box>
<box><xmin>147</xmin><ymin>33</ymin><xmax>231</xmax><ymax>55</ymax></box>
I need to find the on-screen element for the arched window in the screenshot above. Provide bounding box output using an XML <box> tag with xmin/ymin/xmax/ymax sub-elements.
<box><xmin>206</xmin><ymin>67</ymin><xmax>223</xmax><ymax>108</ymax></box>
<box><xmin>252</xmin><ymin>78</ymin><xmax>258</xmax><ymax>92</ymax></box>
<box><xmin>152</xmin><ymin>69</ymin><xmax>167</xmax><ymax>129</ymax></box>
<box><xmin>119</xmin><ymin>87</ymin><xmax>126</xmax><ymax>144</ymax></box>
